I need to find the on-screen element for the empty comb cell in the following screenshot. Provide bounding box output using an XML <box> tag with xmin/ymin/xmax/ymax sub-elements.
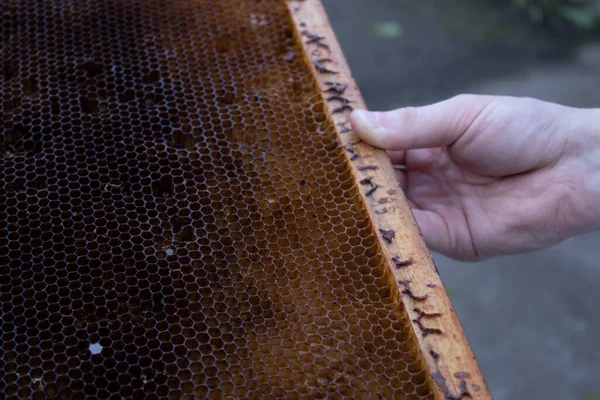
<box><xmin>0</xmin><ymin>1</ymin><xmax>489</xmax><ymax>399</ymax></box>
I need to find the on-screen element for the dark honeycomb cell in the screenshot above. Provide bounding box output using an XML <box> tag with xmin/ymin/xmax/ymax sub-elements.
<box><xmin>0</xmin><ymin>0</ymin><xmax>435</xmax><ymax>399</ymax></box>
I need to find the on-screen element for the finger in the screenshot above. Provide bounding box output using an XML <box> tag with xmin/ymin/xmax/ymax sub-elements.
<box><xmin>390</xmin><ymin>148</ymin><xmax>445</xmax><ymax>171</ymax></box>
<box><xmin>394</xmin><ymin>169</ymin><xmax>406</xmax><ymax>190</ymax></box>
<box><xmin>411</xmin><ymin>208</ymin><xmax>450</xmax><ymax>255</ymax></box>
<box><xmin>404</xmin><ymin>148</ymin><xmax>444</xmax><ymax>171</ymax></box>
<box><xmin>387</xmin><ymin>150</ymin><xmax>405</xmax><ymax>165</ymax></box>
<box><xmin>349</xmin><ymin>94</ymin><xmax>494</xmax><ymax>150</ymax></box>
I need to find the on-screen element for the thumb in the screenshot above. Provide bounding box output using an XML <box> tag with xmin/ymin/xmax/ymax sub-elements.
<box><xmin>349</xmin><ymin>94</ymin><xmax>494</xmax><ymax>150</ymax></box>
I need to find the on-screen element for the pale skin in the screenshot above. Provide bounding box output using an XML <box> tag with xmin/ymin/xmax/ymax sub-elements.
<box><xmin>350</xmin><ymin>94</ymin><xmax>600</xmax><ymax>261</ymax></box>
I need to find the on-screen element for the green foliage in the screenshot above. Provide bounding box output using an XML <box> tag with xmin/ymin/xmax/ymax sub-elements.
<box><xmin>513</xmin><ymin>0</ymin><xmax>600</xmax><ymax>31</ymax></box>
<box><xmin>584</xmin><ymin>392</ymin><xmax>600</xmax><ymax>400</ymax></box>
<box><xmin>372</xmin><ymin>21</ymin><xmax>404</xmax><ymax>39</ymax></box>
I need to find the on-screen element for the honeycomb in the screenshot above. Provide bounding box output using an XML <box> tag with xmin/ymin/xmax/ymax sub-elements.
<box><xmin>0</xmin><ymin>1</ymin><xmax>436</xmax><ymax>399</ymax></box>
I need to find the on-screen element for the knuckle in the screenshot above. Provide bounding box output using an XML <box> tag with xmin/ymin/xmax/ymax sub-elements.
<box><xmin>394</xmin><ymin>106</ymin><xmax>418</xmax><ymax>128</ymax></box>
<box><xmin>451</xmin><ymin>93</ymin><xmax>478</xmax><ymax>104</ymax></box>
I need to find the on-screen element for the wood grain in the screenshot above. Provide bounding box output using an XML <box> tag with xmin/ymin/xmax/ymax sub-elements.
<box><xmin>285</xmin><ymin>1</ymin><xmax>493</xmax><ymax>398</ymax></box>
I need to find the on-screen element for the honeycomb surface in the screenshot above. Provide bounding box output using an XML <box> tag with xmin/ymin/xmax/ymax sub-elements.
<box><xmin>0</xmin><ymin>1</ymin><xmax>435</xmax><ymax>399</ymax></box>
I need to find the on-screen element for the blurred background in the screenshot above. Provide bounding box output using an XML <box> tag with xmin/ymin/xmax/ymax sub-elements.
<box><xmin>321</xmin><ymin>1</ymin><xmax>600</xmax><ymax>399</ymax></box>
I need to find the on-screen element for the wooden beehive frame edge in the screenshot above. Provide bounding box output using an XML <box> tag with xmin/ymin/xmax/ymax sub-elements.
<box><xmin>285</xmin><ymin>1</ymin><xmax>493</xmax><ymax>399</ymax></box>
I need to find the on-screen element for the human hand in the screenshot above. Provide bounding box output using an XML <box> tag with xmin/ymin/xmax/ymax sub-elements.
<box><xmin>350</xmin><ymin>95</ymin><xmax>600</xmax><ymax>261</ymax></box>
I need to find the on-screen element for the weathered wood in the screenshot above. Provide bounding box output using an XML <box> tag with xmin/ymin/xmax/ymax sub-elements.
<box><xmin>286</xmin><ymin>1</ymin><xmax>492</xmax><ymax>398</ymax></box>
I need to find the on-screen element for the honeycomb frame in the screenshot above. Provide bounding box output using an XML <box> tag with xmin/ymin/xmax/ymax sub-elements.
<box><xmin>0</xmin><ymin>0</ymin><xmax>490</xmax><ymax>399</ymax></box>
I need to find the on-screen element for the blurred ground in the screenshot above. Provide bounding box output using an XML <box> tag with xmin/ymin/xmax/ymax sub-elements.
<box><xmin>321</xmin><ymin>1</ymin><xmax>600</xmax><ymax>399</ymax></box>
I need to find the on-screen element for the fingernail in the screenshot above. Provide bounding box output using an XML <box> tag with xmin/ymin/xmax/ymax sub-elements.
<box><xmin>350</xmin><ymin>109</ymin><xmax>379</xmax><ymax>132</ymax></box>
<box><xmin>350</xmin><ymin>110</ymin><xmax>385</xmax><ymax>146</ymax></box>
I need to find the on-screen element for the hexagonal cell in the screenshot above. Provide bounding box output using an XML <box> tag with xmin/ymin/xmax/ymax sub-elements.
<box><xmin>0</xmin><ymin>0</ymin><xmax>436</xmax><ymax>399</ymax></box>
